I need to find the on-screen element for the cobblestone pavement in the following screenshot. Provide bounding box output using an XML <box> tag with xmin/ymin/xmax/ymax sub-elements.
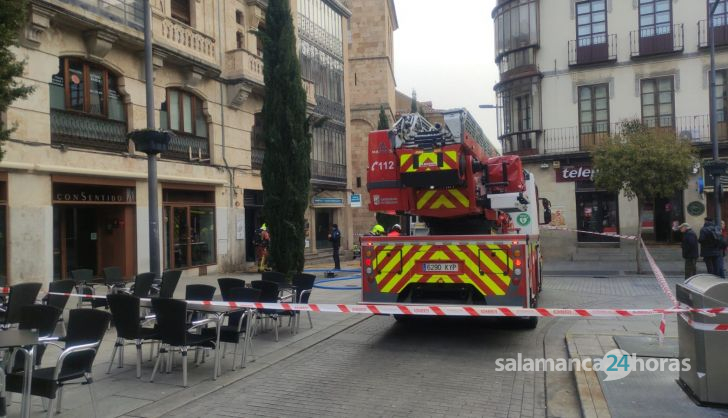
<box><xmin>162</xmin><ymin>273</ymin><xmax>680</xmax><ymax>418</ymax></box>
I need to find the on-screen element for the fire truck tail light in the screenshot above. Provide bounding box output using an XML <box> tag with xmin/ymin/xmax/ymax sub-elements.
<box><xmin>514</xmin><ymin>268</ymin><xmax>522</xmax><ymax>276</ymax></box>
<box><xmin>366</xmin><ymin>267</ymin><xmax>373</xmax><ymax>275</ymax></box>
<box><xmin>365</xmin><ymin>258</ymin><xmax>372</xmax><ymax>267</ymax></box>
<box><xmin>515</xmin><ymin>259</ymin><xmax>522</xmax><ymax>267</ymax></box>
<box><xmin>513</xmin><ymin>249</ymin><xmax>521</xmax><ymax>257</ymax></box>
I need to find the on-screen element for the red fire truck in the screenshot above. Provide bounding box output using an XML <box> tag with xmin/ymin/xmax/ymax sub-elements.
<box><xmin>360</xmin><ymin>109</ymin><xmax>547</xmax><ymax>327</ymax></box>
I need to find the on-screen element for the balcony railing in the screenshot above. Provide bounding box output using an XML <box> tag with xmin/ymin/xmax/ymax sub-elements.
<box><xmin>699</xmin><ymin>19</ymin><xmax>728</xmax><ymax>48</ymax></box>
<box><xmin>252</xmin><ymin>147</ymin><xmax>264</xmax><ymax>170</ymax></box>
<box><xmin>568</xmin><ymin>34</ymin><xmax>617</xmax><ymax>66</ymax></box>
<box><xmin>500</xmin><ymin>130</ymin><xmax>540</xmax><ymax>156</ymax></box>
<box><xmin>165</xmin><ymin>131</ymin><xmax>210</xmax><ymax>163</ymax></box>
<box><xmin>542</xmin><ymin>115</ymin><xmax>722</xmax><ymax>154</ymax></box>
<box><xmin>630</xmin><ymin>24</ymin><xmax>684</xmax><ymax>57</ymax></box>
<box><xmin>156</xmin><ymin>14</ymin><xmax>216</xmax><ymax>62</ymax></box>
<box><xmin>50</xmin><ymin>109</ymin><xmax>128</xmax><ymax>153</ymax></box>
<box><xmin>225</xmin><ymin>49</ymin><xmax>264</xmax><ymax>86</ymax></box>
<box><xmin>54</xmin><ymin>0</ymin><xmax>144</xmax><ymax>30</ymax></box>
<box><xmin>311</xmin><ymin>160</ymin><xmax>346</xmax><ymax>185</ymax></box>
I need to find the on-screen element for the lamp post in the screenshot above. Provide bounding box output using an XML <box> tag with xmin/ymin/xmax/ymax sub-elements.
<box><xmin>708</xmin><ymin>0</ymin><xmax>728</xmax><ymax>224</ymax></box>
<box><xmin>127</xmin><ymin>0</ymin><xmax>171</xmax><ymax>278</ymax></box>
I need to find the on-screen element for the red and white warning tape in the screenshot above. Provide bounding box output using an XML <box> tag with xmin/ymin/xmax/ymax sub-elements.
<box><xmin>679</xmin><ymin>313</ymin><xmax>728</xmax><ymax>332</ymax></box>
<box><xmin>47</xmin><ymin>292</ymin><xmax>727</xmax><ymax>317</ymax></box>
<box><xmin>541</xmin><ymin>225</ymin><xmax>638</xmax><ymax>241</ymax></box>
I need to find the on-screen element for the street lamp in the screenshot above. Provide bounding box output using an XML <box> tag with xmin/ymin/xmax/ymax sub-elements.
<box><xmin>708</xmin><ymin>0</ymin><xmax>728</xmax><ymax>224</ymax></box>
<box><xmin>126</xmin><ymin>0</ymin><xmax>169</xmax><ymax>278</ymax></box>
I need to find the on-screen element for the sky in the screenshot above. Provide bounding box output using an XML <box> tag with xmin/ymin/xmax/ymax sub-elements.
<box><xmin>392</xmin><ymin>0</ymin><xmax>499</xmax><ymax>148</ymax></box>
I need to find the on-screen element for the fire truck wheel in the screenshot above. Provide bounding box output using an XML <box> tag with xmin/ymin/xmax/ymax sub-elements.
<box><xmin>522</xmin><ymin>315</ymin><xmax>539</xmax><ymax>329</ymax></box>
<box><xmin>521</xmin><ymin>298</ymin><xmax>538</xmax><ymax>329</ymax></box>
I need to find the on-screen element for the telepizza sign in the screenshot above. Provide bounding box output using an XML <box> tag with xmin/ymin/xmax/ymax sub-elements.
<box><xmin>555</xmin><ymin>165</ymin><xmax>594</xmax><ymax>182</ymax></box>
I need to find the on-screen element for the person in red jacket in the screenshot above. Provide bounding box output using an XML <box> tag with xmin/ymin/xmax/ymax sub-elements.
<box><xmin>387</xmin><ymin>224</ymin><xmax>402</xmax><ymax>237</ymax></box>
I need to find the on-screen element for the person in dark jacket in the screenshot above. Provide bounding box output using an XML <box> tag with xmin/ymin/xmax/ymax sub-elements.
<box><xmin>328</xmin><ymin>224</ymin><xmax>341</xmax><ymax>270</ymax></box>
<box><xmin>699</xmin><ymin>217</ymin><xmax>723</xmax><ymax>276</ymax></box>
<box><xmin>677</xmin><ymin>223</ymin><xmax>698</xmax><ymax>279</ymax></box>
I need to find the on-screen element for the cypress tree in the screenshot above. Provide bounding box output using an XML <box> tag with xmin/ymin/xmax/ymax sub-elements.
<box><xmin>410</xmin><ymin>89</ymin><xmax>418</xmax><ymax>113</ymax></box>
<box><xmin>377</xmin><ymin>105</ymin><xmax>389</xmax><ymax>130</ymax></box>
<box><xmin>0</xmin><ymin>0</ymin><xmax>33</xmax><ymax>160</ymax></box>
<box><xmin>260</xmin><ymin>0</ymin><xmax>310</xmax><ymax>276</ymax></box>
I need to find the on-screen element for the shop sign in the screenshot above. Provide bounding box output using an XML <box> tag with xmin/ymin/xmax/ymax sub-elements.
<box><xmin>687</xmin><ymin>201</ymin><xmax>705</xmax><ymax>216</ymax></box>
<box><xmin>349</xmin><ymin>193</ymin><xmax>362</xmax><ymax>208</ymax></box>
<box><xmin>556</xmin><ymin>165</ymin><xmax>594</xmax><ymax>182</ymax></box>
<box><xmin>53</xmin><ymin>184</ymin><xmax>136</xmax><ymax>204</ymax></box>
<box><xmin>312</xmin><ymin>196</ymin><xmax>344</xmax><ymax>207</ymax></box>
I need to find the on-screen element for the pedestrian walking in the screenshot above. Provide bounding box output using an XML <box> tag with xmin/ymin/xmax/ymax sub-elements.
<box><xmin>699</xmin><ymin>217</ymin><xmax>724</xmax><ymax>277</ymax></box>
<box><xmin>677</xmin><ymin>223</ymin><xmax>698</xmax><ymax>279</ymax></box>
<box><xmin>328</xmin><ymin>223</ymin><xmax>341</xmax><ymax>270</ymax></box>
<box><xmin>387</xmin><ymin>224</ymin><xmax>402</xmax><ymax>237</ymax></box>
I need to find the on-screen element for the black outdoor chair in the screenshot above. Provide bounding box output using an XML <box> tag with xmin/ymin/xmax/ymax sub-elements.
<box><xmin>150</xmin><ymin>298</ymin><xmax>217</xmax><ymax>387</ymax></box>
<box><xmin>70</xmin><ymin>269</ymin><xmax>95</xmax><ymax>307</ymax></box>
<box><xmin>217</xmin><ymin>278</ymin><xmax>246</xmax><ymax>301</ymax></box>
<box><xmin>185</xmin><ymin>284</ymin><xmax>217</xmax><ymax>323</ymax></box>
<box><xmin>120</xmin><ymin>272</ymin><xmax>155</xmax><ymax>298</ymax></box>
<box><xmin>0</xmin><ymin>282</ymin><xmax>43</xmax><ymax>326</ymax></box>
<box><xmin>44</xmin><ymin>280</ymin><xmax>76</xmax><ymax>336</ymax></box>
<box><xmin>203</xmin><ymin>287</ymin><xmax>259</xmax><ymax>370</ymax></box>
<box><xmin>292</xmin><ymin>273</ymin><xmax>316</xmax><ymax>331</ymax></box>
<box><xmin>250</xmin><ymin>280</ymin><xmax>282</xmax><ymax>341</ymax></box>
<box><xmin>185</xmin><ymin>284</ymin><xmax>216</xmax><ymax>301</ymax></box>
<box><xmin>106</xmin><ymin>293</ymin><xmax>159</xmax><ymax>378</ymax></box>
<box><xmin>157</xmin><ymin>270</ymin><xmax>182</xmax><ymax>298</ymax></box>
<box><xmin>261</xmin><ymin>271</ymin><xmax>286</xmax><ymax>286</ymax></box>
<box><xmin>101</xmin><ymin>266</ymin><xmax>127</xmax><ymax>290</ymax></box>
<box><xmin>6</xmin><ymin>309</ymin><xmax>111</xmax><ymax>417</ymax></box>
<box><xmin>11</xmin><ymin>305</ymin><xmax>63</xmax><ymax>369</ymax></box>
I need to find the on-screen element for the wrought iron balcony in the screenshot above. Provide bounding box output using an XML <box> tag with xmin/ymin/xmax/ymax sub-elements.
<box><xmin>499</xmin><ymin>130</ymin><xmax>540</xmax><ymax>156</ymax></box>
<box><xmin>311</xmin><ymin>160</ymin><xmax>346</xmax><ymax>185</ymax></box>
<box><xmin>699</xmin><ymin>18</ymin><xmax>728</xmax><ymax>48</ymax></box>
<box><xmin>252</xmin><ymin>147</ymin><xmax>265</xmax><ymax>170</ymax></box>
<box><xmin>568</xmin><ymin>34</ymin><xmax>617</xmax><ymax>66</ymax></box>
<box><xmin>164</xmin><ymin>131</ymin><xmax>210</xmax><ymax>163</ymax></box>
<box><xmin>542</xmin><ymin>115</ymin><xmax>722</xmax><ymax>155</ymax></box>
<box><xmin>52</xmin><ymin>0</ymin><xmax>144</xmax><ymax>30</ymax></box>
<box><xmin>630</xmin><ymin>24</ymin><xmax>684</xmax><ymax>58</ymax></box>
<box><xmin>50</xmin><ymin>109</ymin><xmax>128</xmax><ymax>152</ymax></box>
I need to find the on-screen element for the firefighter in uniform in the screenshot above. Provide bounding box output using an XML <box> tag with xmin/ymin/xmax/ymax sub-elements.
<box><xmin>387</xmin><ymin>224</ymin><xmax>402</xmax><ymax>237</ymax></box>
<box><xmin>254</xmin><ymin>224</ymin><xmax>271</xmax><ymax>272</ymax></box>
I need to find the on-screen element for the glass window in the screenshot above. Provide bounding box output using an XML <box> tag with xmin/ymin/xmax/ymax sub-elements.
<box><xmin>717</xmin><ymin>70</ymin><xmax>727</xmax><ymax>122</ymax></box>
<box><xmin>579</xmin><ymin>84</ymin><xmax>610</xmax><ymax>135</ymax></box>
<box><xmin>69</xmin><ymin>60</ymin><xmax>84</xmax><ymax>112</ymax></box>
<box><xmin>641</xmin><ymin>77</ymin><xmax>674</xmax><ymax>127</ymax></box>
<box><xmin>639</xmin><ymin>0</ymin><xmax>672</xmax><ymax>37</ymax></box>
<box><xmin>53</xmin><ymin>58</ymin><xmax>123</xmax><ymax>120</ymax></box>
<box><xmin>171</xmin><ymin>0</ymin><xmax>191</xmax><ymax>25</ymax></box>
<box><xmin>494</xmin><ymin>0</ymin><xmax>538</xmax><ymax>56</ymax></box>
<box><xmin>190</xmin><ymin>207</ymin><xmax>215</xmax><ymax>266</ymax></box>
<box><xmin>162</xmin><ymin>89</ymin><xmax>207</xmax><ymax>138</ymax></box>
<box><xmin>576</xmin><ymin>0</ymin><xmax>608</xmax><ymax>46</ymax></box>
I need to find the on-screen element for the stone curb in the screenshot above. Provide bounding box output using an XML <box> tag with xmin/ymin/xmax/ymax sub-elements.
<box><xmin>565</xmin><ymin>334</ymin><xmax>612</xmax><ymax>418</ymax></box>
<box><xmin>120</xmin><ymin>314</ymin><xmax>372</xmax><ymax>418</ymax></box>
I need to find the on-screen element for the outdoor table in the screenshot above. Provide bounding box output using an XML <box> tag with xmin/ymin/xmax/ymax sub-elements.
<box><xmin>0</xmin><ymin>329</ymin><xmax>38</xmax><ymax>418</ymax></box>
<box><xmin>139</xmin><ymin>298</ymin><xmax>252</xmax><ymax>379</ymax></box>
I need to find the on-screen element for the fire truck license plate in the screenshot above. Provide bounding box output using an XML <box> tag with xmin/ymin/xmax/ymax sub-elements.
<box><xmin>422</xmin><ymin>263</ymin><xmax>459</xmax><ymax>273</ymax></box>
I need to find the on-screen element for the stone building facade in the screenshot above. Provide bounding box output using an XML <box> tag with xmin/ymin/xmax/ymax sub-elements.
<box><xmin>347</xmin><ymin>0</ymin><xmax>398</xmax><ymax>237</ymax></box>
<box><xmin>2</xmin><ymin>0</ymin><xmax>349</xmax><ymax>285</ymax></box>
<box><xmin>492</xmin><ymin>0</ymin><xmax>728</xmax><ymax>258</ymax></box>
